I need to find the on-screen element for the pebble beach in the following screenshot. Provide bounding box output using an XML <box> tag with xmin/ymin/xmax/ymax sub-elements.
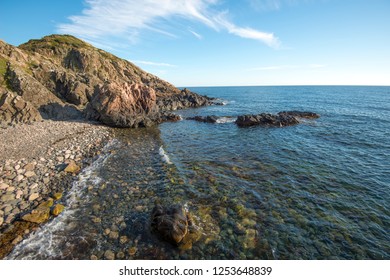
<box><xmin>0</xmin><ymin>120</ymin><xmax>113</xmax><ymax>258</ymax></box>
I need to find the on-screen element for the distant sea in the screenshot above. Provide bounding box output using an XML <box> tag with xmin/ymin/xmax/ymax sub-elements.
<box><xmin>8</xmin><ymin>86</ymin><xmax>390</xmax><ymax>259</ymax></box>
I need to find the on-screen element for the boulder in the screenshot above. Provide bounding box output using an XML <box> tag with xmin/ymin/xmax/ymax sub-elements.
<box><xmin>151</xmin><ymin>204</ymin><xmax>190</xmax><ymax>245</ymax></box>
<box><xmin>187</xmin><ymin>115</ymin><xmax>219</xmax><ymax>123</ymax></box>
<box><xmin>235</xmin><ymin>111</ymin><xmax>319</xmax><ymax>127</ymax></box>
<box><xmin>86</xmin><ymin>82</ymin><xmax>157</xmax><ymax>128</ymax></box>
<box><xmin>236</xmin><ymin>113</ymin><xmax>299</xmax><ymax>127</ymax></box>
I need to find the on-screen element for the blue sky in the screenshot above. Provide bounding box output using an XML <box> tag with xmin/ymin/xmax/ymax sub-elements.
<box><xmin>1</xmin><ymin>0</ymin><xmax>389</xmax><ymax>86</ymax></box>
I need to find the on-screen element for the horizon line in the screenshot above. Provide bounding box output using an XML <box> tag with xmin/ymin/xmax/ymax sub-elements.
<box><xmin>178</xmin><ymin>84</ymin><xmax>390</xmax><ymax>88</ymax></box>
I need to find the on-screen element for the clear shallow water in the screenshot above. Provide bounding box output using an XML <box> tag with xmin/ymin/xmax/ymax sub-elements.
<box><xmin>9</xmin><ymin>86</ymin><xmax>390</xmax><ymax>259</ymax></box>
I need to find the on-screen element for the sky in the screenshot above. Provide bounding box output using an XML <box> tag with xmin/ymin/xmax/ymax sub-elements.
<box><xmin>1</xmin><ymin>0</ymin><xmax>389</xmax><ymax>86</ymax></box>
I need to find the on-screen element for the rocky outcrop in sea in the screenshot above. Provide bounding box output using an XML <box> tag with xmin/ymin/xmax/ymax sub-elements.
<box><xmin>235</xmin><ymin>111</ymin><xmax>320</xmax><ymax>127</ymax></box>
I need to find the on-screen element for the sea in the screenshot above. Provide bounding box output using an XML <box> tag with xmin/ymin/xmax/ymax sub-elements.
<box><xmin>7</xmin><ymin>86</ymin><xmax>390</xmax><ymax>260</ymax></box>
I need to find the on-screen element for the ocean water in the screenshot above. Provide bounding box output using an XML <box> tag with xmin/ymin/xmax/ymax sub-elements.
<box><xmin>8</xmin><ymin>86</ymin><xmax>390</xmax><ymax>259</ymax></box>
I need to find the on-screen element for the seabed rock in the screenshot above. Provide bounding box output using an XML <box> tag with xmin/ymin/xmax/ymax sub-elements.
<box><xmin>150</xmin><ymin>204</ymin><xmax>202</xmax><ymax>250</ymax></box>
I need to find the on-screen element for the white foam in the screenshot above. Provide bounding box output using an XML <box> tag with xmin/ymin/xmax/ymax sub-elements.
<box><xmin>159</xmin><ymin>146</ymin><xmax>173</xmax><ymax>165</ymax></box>
<box><xmin>216</xmin><ymin>117</ymin><xmax>237</xmax><ymax>124</ymax></box>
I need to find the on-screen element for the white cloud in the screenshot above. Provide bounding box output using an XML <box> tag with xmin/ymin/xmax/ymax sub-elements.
<box><xmin>189</xmin><ymin>29</ymin><xmax>203</xmax><ymax>40</ymax></box>
<box><xmin>213</xmin><ymin>12</ymin><xmax>280</xmax><ymax>48</ymax></box>
<box><xmin>132</xmin><ymin>60</ymin><xmax>177</xmax><ymax>67</ymax></box>
<box><xmin>58</xmin><ymin>0</ymin><xmax>279</xmax><ymax>48</ymax></box>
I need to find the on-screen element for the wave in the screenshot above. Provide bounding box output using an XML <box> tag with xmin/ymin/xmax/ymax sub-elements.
<box><xmin>216</xmin><ymin>117</ymin><xmax>237</xmax><ymax>124</ymax></box>
<box><xmin>159</xmin><ymin>146</ymin><xmax>173</xmax><ymax>165</ymax></box>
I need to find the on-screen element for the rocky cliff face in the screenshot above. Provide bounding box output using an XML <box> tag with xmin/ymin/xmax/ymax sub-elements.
<box><xmin>0</xmin><ymin>35</ymin><xmax>214</xmax><ymax>127</ymax></box>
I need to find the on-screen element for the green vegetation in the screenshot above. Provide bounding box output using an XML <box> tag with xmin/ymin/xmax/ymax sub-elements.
<box><xmin>19</xmin><ymin>34</ymin><xmax>92</xmax><ymax>52</ymax></box>
<box><xmin>0</xmin><ymin>58</ymin><xmax>7</xmax><ymax>76</ymax></box>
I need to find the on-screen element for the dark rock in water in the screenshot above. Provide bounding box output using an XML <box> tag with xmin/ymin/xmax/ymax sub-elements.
<box><xmin>156</xmin><ymin>112</ymin><xmax>182</xmax><ymax>123</ymax></box>
<box><xmin>278</xmin><ymin>111</ymin><xmax>320</xmax><ymax>119</ymax></box>
<box><xmin>187</xmin><ymin>115</ymin><xmax>219</xmax><ymax>123</ymax></box>
<box><xmin>151</xmin><ymin>204</ymin><xmax>189</xmax><ymax>245</ymax></box>
<box><xmin>236</xmin><ymin>113</ymin><xmax>299</xmax><ymax>127</ymax></box>
<box><xmin>236</xmin><ymin>111</ymin><xmax>319</xmax><ymax>127</ymax></box>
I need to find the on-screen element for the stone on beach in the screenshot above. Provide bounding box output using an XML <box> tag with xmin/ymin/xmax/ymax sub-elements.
<box><xmin>64</xmin><ymin>160</ymin><xmax>80</xmax><ymax>174</ymax></box>
<box><xmin>28</xmin><ymin>193</ymin><xmax>39</xmax><ymax>201</ymax></box>
<box><xmin>51</xmin><ymin>204</ymin><xmax>65</xmax><ymax>216</ymax></box>
<box><xmin>21</xmin><ymin>207</ymin><xmax>50</xmax><ymax>224</ymax></box>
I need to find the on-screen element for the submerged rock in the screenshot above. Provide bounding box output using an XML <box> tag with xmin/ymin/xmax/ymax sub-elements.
<box><xmin>151</xmin><ymin>204</ymin><xmax>190</xmax><ymax>245</ymax></box>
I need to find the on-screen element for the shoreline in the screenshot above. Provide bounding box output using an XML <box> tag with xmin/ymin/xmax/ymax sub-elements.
<box><xmin>0</xmin><ymin>120</ymin><xmax>114</xmax><ymax>258</ymax></box>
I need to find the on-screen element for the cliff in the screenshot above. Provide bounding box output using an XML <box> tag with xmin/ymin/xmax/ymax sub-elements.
<box><xmin>0</xmin><ymin>35</ymin><xmax>214</xmax><ymax>127</ymax></box>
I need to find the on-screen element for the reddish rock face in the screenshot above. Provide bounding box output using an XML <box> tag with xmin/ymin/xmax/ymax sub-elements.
<box><xmin>88</xmin><ymin>82</ymin><xmax>157</xmax><ymax>127</ymax></box>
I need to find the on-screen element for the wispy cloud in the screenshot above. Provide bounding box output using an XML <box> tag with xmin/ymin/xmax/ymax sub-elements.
<box><xmin>132</xmin><ymin>60</ymin><xmax>177</xmax><ymax>67</ymax></box>
<box><xmin>189</xmin><ymin>29</ymin><xmax>203</xmax><ymax>40</ymax></box>
<box><xmin>249</xmin><ymin>64</ymin><xmax>326</xmax><ymax>71</ymax></box>
<box><xmin>58</xmin><ymin>0</ymin><xmax>279</xmax><ymax>48</ymax></box>
<box><xmin>213</xmin><ymin>12</ymin><xmax>280</xmax><ymax>48</ymax></box>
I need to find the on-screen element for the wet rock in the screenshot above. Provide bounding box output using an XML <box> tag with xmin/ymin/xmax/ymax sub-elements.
<box><xmin>119</xmin><ymin>235</ymin><xmax>128</xmax><ymax>244</ymax></box>
<box><xmin>236</xmin><ymin>111</ymin><xmax>319</xmax><ymax>127</ymax></box>
<box><xmin>64</xmin><ymin>160</ymin><xmax>80</xmax><ymax>173</ymax></box>
<box><xmin>236</xmin><ymin>113</ymin><xmax>299</xmax><ymax>127</ymax></box>
<box><xmin>278</xmin><ymin>111</ymin><xmax>320</xmax><ymax>119</ymax></box>
<box><xmin>90</xmin><ymin>255</ymin><xmax>98</xmax><ymax>260</ymax></box>
<box><xmin>52</xmin><ymin>192</ymin><xmax>63</xmax><ymax>200</ymax></box>
<box><xmin>0</xmin><ymin>217</ymin><xmax>3</xmax><ymax>226</ymax></box>
<box><xmin>21</xmin><ymin>207</ymin><xmax>50</xmax><ymax>224</ymax></box>
<box><xmin>128</xmin><ymin>247</ymin><xmax>137</xmax><ymax>256</ymax></box>
<box><xmin>12</xmin><ymin>235</ymin><xmax>23</xmax><ymax>245</ymax></box>
<box><xmin>51</xmin><ymin>204</ymin><xmax>65</xmax><ymax>216</ymax></box>
<box><xmin>151</xmin><ymin>204</ymin><xmax>190</xmax><ymax>245</ymax></box>
<box><xmin>104</xmin><ymin>250</ymin><xmax>115</xmax><ymax>260</ymax></box>
<box><xmin>109</xmin><ymin>231</ymin><xmax>119</xmax><ymax>240</ymax></box>
<box><xmin>187</xmin><ymin>115</ymin><xmax>219</xmax><ymax>123</ymax></box>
